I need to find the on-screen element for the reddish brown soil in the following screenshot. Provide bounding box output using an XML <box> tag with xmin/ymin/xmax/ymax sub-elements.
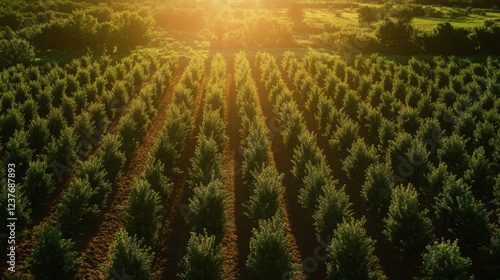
<box><xmin>220</xmin><ymin>56</ymin><xmax>242</xmax><ymax>280</ymax></box>
<box><xmin>161</xmin><ymin>55</ymin><xmax>211</xmax><ymax>279</ymax></box>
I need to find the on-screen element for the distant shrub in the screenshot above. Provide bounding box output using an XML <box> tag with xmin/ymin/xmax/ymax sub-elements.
<box><xmin>106</xmin><ymin>229</ymin><xmax>154</xmax><ymax>280</ymax></box>
<box><xmin>383</xmin><ymin>184</ymin><xmax>433</xmax><ymax>257</ymax></box>
<box><xmin>178</xmin><ymin>232</ymin><xmax>224</xmax><ymax>280</ymax></box>
<box><xmin>376</xmin><ymin>18</ymin><xmax>418</xmax><ymax>54</ymax></box>
<box><xmin>188</xmin><ymin>180</ymin><xmax>228</xmax><ymax>238</ymax></box>
<box><xmin>327</xmin><ymin>218</ymin><xmax>385</xmax><ymax>280</ymax></box>
<box><xmin>245</xmin><ymin>166</ymin><xmax>284</xmax><ymax>222</ymax></box>
<box><xmin>422</xmin><ymin>22</ymin><xmax>475</xmax><ymax>55</ymax></box>
<box><xmin>0</xmin><ymin>35</ymin><xmax>35</xmax><ymax>69</ymax></box>
<box><xmin>358</xmin><ymin>6</ymin><xmax>378</xmax><ymax>26</ymax></box>
<box><xmin>246</xmin><ymin>213</ymin><xmax>298</xmax><ymax>280</ymax></box>
<box><xmin>287</xmin><ymin>1</ymin><xmax>304</xmax><ymax>24</ymax></box>
<box><xmin>420</xmin><ymin>239</ymin><xmax>472</xmax><ymax>280</ymax></box>
<box><xmin>29</xmin><ymin>223</ymin><xmax>82</xmax><ymax>280</ymax></box>
<box><xmin>125</xmin><ymin>180</ymin><xmax>163</xmax><ymax>244</ymax></box>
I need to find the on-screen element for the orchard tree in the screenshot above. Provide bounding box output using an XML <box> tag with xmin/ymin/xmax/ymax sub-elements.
<box><xmin>124</xmin><ymin>180</ymin><xmax>163</xmax><ymax>244</ymax></box>
<box><xmin>314</xmin><ymin>184</ymin><xmax>353</xmax><ymax>244</ymax></box>
<box><xmin>327</xmin><ymin>218</ymin><xmax>385</xmax><ymax>280</ymax></box>
<box><xmin>246</xmin><ymin>213</ymin><xmax>299</xmax><ymax>280</ymax></box>
<box><xmin>434</xmin><ymin>177</ymin><xmax>491</xmax><ymax>245</ymax></box>
<box><xmin>106</xmin><ymin>229</ymin><xmax>154</xmax><ymax>280</ymax></box>
<box><xmin>383</xmin><ymin>184</ymin><xmax>433</xmax><ymax>257</ymax></box>
<box><xmin>178</xmin><ymin>232</ymin><xmax>224</xmax><ymax>280</ymax></box>
<box><xmin>29</xmin><ymin>223</ymin><xmax>82</xmax><ymax>280</ymax></box>
<box><xmin>420</xmin><ymin>239</ymin><xmax>472</xmax><ymax>280</ymax></box>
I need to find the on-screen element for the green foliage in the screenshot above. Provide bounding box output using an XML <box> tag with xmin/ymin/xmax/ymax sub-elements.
<box><xmin>286</xmin><ymin>1</ymin><xmax>304</xmax><ymax>24</ymax></box>
<box><xmin>327</xmin><ymin>219</ymin><xmax>385</xmax><ymax>280</ymax></box>
<box><xmin>422</xmin><ymin>162</ymin><xmax>452</xmax><ymax>203</ymax></box>
<box><xmin>189</xmin><ymin>135</ymin><xmax>223</xmax><ymax>188</ymax></box>
<box><xmin>178</xmin><ymin>232</ymin><xmax>224</xmax><ymax>280</ymax></box>
<box><xmin>57</xmin><ymin>178</ymin><xmax>99</xmax><ymax>239</ymax></box>
<box><xmin>22</xmin><ymin>160</ymin><xmax>54</xmax><ymax>207</ymax></box>
<box><xmin>242</xmin><ymin>123</ymin><xmax>270</xmax><ymax>184</ymax></box>
<box><xmin>151</xmin><ymin>133</ymin><xmax>181</xmax><ymax>178</ymax></box>
<box><xmin>383</xmin><ymin>184</ymin><xmax>433</xmax><ymax>257</ymax></box>
<box><xmin>361</xmin><ymin>162</ymin><xmax>394</xmax><ymax>216</ymax></box>
<box><xmin>438</xmin><ymin>133</ymin><xmax>469</xmax><ymax>176</ymax></box>
<box><xmin>358</xmin><ymin>6</ymin><xmax>378</xmax><ymax>26</ymax></box>
<box><xmin>0</xmin><ymin>31</ymin><xmax>35</xmax><ymax>68</ymax></box>
<box><xmin>422</xmin><ymin>22</ymin><xmax>475</xmax><ymax>55</ymax></box>
<box><xmin>29</xmin><ymin>223</ymin><xmax>82</xmax><ymax>280</ymax></box>
<box><xmin>342</xmin><ymin>139</ymin><xmax>378</xmax><ymax>186</ymax></box>
<box><xmin>1</xmin><ymin>108</ymin><xmax>24</xmax><ymax>145</ymax></box>
<box><xmin>245</xmin><ymin>166</ymin><xmax>284</xmax><ymax>222</ymax></box>
<box><xmin>464</xmin><ymin>146</ymin><xmax>495</xmax><ymax>199</ymax></box>
<box><xmin>246</xmin><ymin>213</ymin><xmax>298</xmax><ymax>280</ymax></box>
<box><xmin>434</xmin><ymin>177</ymin><xmax>491</xmax><ymax>245</ymax></box>
<box><xmin>292</xmin><ymin>131</ymin><xmax>326</xmax><ymax>180</ymax></box>
<box><xmin>188</xmin><ymin>180</ymin><xmax>228</xmax><ymax>239</ymax></box>
<box><xmin>199</xmin><ymin>109</ymin><xmax>226</xmax><ymax>152</ymax></box>
<box><xmin>314</xmin><ymin>184</ymin><xmax>353</xmax><ymax>244</ymax></box>
<box><xmin>420</xmin><ymin>239</ymin><xmax>472</xmax><ymax>280</ymax></box>
<box><xmin>329</xmin><ymin>117</ymin><xmax>359</xmax><ymax>158</ymax></box>
<box><xmin>299</xmin><ymin>160</ymin><xmax>336</xmax><ymax>211</ymax></box>
<box><xmin>143</xmin><ymin>156</ymin><xmax>172</xmax><ymax>202</ymax></box>
<box><xmin>77</xmin><ymin>157</ymin><xmax>111</xmax><ymax>208</ymax></box>
<box><xmin>377</xmin><ymin>18</ymin><xmax>417</xmax><ymax>54</ymax></box>
<box><xmin>125</xmin><ymin>180</ymin><xmax>163</xmax><ymax>244</ymax></box>
<box><xmin>6</xmin><ymin>130</ymin><xmax>33</xmax><ymax>178</ymax></box>
<box><xmin>106</xmin><ymin>229</ymin><xmax>154</xmax><ymax>280</ymax></box>
<box><xmin>46</xmin><ymin>108</ymin><xmax>67</xmax><ymax>139</ymax></box>
<box><xmin>483</xmin><ymin>225</ymin><xmax>500</xmax><ymax>277</ymax></box>
<box><xmin>98</xmin><ymin>134</ymin><xmax>126</xmax><ymax>184</ymax></box>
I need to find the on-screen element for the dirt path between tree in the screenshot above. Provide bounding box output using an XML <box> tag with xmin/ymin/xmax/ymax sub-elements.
<box><xmin>76</xmin><ymin>57</ymin><xmax>189</xmax><ymax>280</ymax></box>
<box><xmin>161</xmin><ymin>55</ymin><xmax>211</xmax><ymax>279</ymax></box>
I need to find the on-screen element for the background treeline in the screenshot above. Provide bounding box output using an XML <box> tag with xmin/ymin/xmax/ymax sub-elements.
<box><xmin>352</xmin><ymin>3</ymin><xmax>500</xmax><ymax>55</ymax></box>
